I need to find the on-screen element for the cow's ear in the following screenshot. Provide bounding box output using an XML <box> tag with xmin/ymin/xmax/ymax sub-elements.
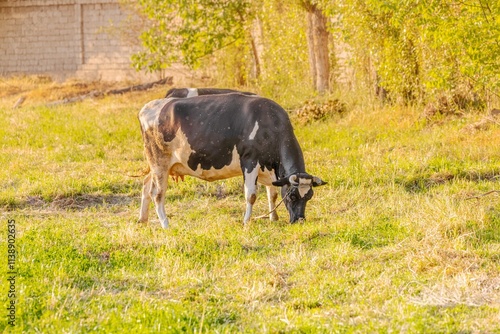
<box><xmin>272</xmin><ymin>178</ymin><xmax>290</xmax><ymax>187</ymax></box>
<box><xmin>312</xmin><ymin>176</ymin><xmax>327</xmax><ymax>187</ymax></box>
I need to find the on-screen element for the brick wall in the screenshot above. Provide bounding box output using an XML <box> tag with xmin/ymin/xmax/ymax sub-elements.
<box><xmin>0</xmin><ymin>0</ymin><xmax>157</xmax><ymax>82</ymax></box>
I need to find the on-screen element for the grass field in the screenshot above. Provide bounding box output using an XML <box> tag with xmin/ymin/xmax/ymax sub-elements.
<box><xmin>1</xmin><ymin>77</ymin><xmax>500</xmax><ymax>333</ymax></box>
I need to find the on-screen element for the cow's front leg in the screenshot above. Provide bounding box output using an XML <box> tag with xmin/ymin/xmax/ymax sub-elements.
<box><xmin>138</xmin><ymin>172</ymin><xmax>152</xmax><ymax>223</ymax></box>
<box><xmin>243</xmin><ymin>166</ymin><xmax>259</xmax><ymax>225</ymax></box>
<box><xmin>150</xmin><ymin>172</ymin><xmax>169</xmax><ymax>228</ymax></box>
<box><xmin>266</xmin><ymin>185</ymin><xmax>279</xmax><ymax>221</ymax></box>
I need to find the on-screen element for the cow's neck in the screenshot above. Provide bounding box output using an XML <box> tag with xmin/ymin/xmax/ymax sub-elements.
<box><xmin>278</xmin><ymin>137</ymin><xmax>306</xmax><ymax>177</ymax></box>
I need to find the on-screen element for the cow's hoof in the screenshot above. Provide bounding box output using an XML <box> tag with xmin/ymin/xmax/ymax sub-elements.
<box><xmin>270</xmin><ymin>212</ymin><xmax>279</xmax><ymax>221</ymax></box>
<box><xmin>290</xmin><ymin>218</ymin><xmax>306</xmax><ymax>224</ymax></box>
<box><xmin>160</xmin><ymin>219</ymin><xmax>169</xmax><ymax>229</ymax></box>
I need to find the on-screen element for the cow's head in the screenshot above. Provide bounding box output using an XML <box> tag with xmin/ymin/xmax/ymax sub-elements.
<box><xmin>272</xmin><ymin>173</ymin><xmax>327</xmax><ymax>223</ymax></box>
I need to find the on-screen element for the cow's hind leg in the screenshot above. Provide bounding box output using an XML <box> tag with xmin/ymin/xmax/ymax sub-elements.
<box><xmin>266</xmin><ymin>185</ymin><xmax>279</xmax><ymax>221</ymax></box>
<box><xmin>243</xmin><ymin>166</ymin><xmax>259</xmax><ymax>225</ymax></box>
<box><xmin>150</xmin><ymin>171</ymin><xmax>169</xmax><ymax>228</ymax></box>
<box><xmin>138</xmin><ymin>172</ymin><xmax>152</xmax><ymax>223</ymax></box>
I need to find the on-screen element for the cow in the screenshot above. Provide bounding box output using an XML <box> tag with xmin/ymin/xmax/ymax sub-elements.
<box><xmin>164</xmin><ymin>88</ymin><xmax>256</xmax><ymax>183</ymax></box>
<box><xmin>137</xmin><ymin>94</ymin><xmax>326</xmax><ymax>228</ymax></box>
<box><xmin>165</xmin><ymin>87</ymin><xmax>256</xmax><ymax>98</ymax></box>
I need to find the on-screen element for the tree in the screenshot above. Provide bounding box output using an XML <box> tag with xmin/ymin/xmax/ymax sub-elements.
<box><xmin>131</xmin><ymin>0</ymin><xmax>254</xmax><ymax>72</ymax></box>
<box><xmin>300</xmin><ymin>0</ymin><xmax>330</xmax><ymax>93</ymax></box>
<box><xmin>329</xmin><ymin>0</ymin><xmax>500</xmax><ymax>105</ymax></box>
<box><xmin>130</xmin><ymin>0</ymin><xmax>331</xmax><ymax>94</ymax></box>
<box><xmin>249</xmin><ymin>16</ymin><xmax>264</xmax><ymax>79</ymax></box>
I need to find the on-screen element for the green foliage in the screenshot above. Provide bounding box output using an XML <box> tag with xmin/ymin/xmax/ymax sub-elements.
<box><xmin>257</xmin><ymin>0</ymin><xmax>314</xmax><ymax>103</ymax></box>
<box><xmin>202</xmin><ymin>35</ymin><xmax>252</xmax><ymax>88</ymax></box>
<box><xmin>132</xmin><ymin>0</ymin><xmax>253</xmax><ymax>71</ymax></box>
<box><xmin>328</xmin><ymin>0</ymin><xmax>500</xmax><ymax>103</ymax></box>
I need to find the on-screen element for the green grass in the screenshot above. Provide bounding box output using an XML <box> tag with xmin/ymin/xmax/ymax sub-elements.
<box><xmin>1</xmin><ymin>81</ymin><xmax>500</xmax><ymax>333</ymax></box>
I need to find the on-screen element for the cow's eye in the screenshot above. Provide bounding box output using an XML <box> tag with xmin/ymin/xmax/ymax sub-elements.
<box><xmin>289</xmin><ymin>194</ymin><xmax>298</xmax><ymax>201</ymax></box>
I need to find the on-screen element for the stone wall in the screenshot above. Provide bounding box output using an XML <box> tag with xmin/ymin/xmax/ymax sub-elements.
<box><xmin>0</xmin><ymin>0</ymin><xmax>157</xmax><ymax>82</ymax></box>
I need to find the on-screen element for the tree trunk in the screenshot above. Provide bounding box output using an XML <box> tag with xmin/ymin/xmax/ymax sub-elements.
<box><xmin>250</xmin><ymin>16</ymin><xmax>264</xmax><ymax>79</ymax></box>
<box><xmin>304</xmin><ymin>2</ymin><xmax>330</xmax><ymax>93</ymax></box>
<box><xmin>311</xmin><ymin>6</ymin><xmax>330</xmax><ymax>93</ymax></box>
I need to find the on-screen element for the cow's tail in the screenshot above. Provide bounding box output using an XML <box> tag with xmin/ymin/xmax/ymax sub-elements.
<box><xmin>128</xmin><ymin>166</ymin><xmax>150</xmax><ymax>178</ymax></box>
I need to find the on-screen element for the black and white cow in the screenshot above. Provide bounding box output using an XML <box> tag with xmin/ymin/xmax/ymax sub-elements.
<box><xmin>165</xmin><ymin>87</ymin><xmax>256</xmax><ymax>98</ymax></box>
<box><xmin>138</xmin><ymin>94</ymin><xmax>326</xmax><ymax>228</ymax></box>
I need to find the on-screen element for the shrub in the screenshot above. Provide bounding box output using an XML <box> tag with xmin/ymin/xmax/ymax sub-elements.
<box><xmin>296</xmin><ymin>98</ymin><xmax>347</xmax><ymax>124</ymax></box>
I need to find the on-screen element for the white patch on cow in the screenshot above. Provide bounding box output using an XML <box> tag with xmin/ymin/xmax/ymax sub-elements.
<box><xmin>297</xmin><ymin>178</ymin><xmax>312</xmax><ymax>198</ymax></box>
<box><xmin>138</xmin><ymin>98</ymin><xmax>174</xmax><ymax>132</ymax></box>
<box><xmin>243</xmin><ymin>165</ymin><xmax>260</xmax><ymax>224</ymax></box>
<box><xmin>249</xmin><ymin>121</ymin><xmax>259</xmax><ymax>140</ymax></box>
<box><xmin>186</xmin><ymin>88</ymin><xmax>198</xmax><ymax>98</ymax></box>
<box><xmin>169</xmin><ymin>128</ymin><xmax>196</xmax><ymax>162</ymax></box>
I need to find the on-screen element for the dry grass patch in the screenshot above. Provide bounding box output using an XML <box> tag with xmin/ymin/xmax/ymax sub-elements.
<box><xmin>406</xmin><ymin>274</ymin><xmax>500</xmax><ymax>307</ymax></box>
<box><xmin>0</xmin><ymin>75</ymin><xmax>168</xmax><ymax>109</ymax></box>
